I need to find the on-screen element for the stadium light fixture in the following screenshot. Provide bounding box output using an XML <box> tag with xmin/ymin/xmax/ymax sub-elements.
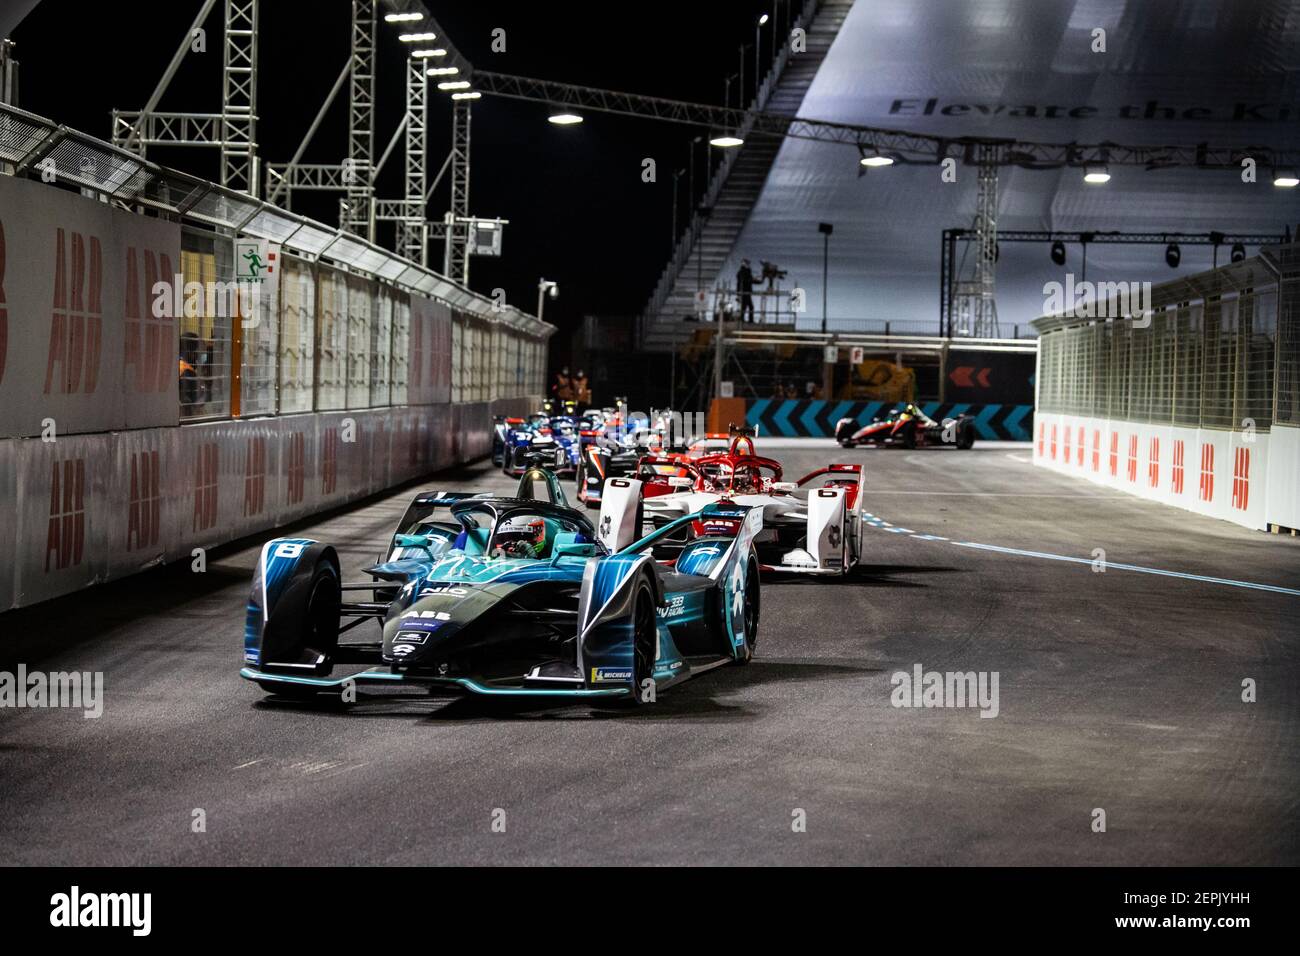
<box><xmin>1050</xmin><ymin>239</ymin><xmax>1067</xmax><ymax>266</ymax></box>
<box><xmin>1165</xmin><ymin>242</ymin><xmax>1181</xmax><ymax>268</ymax></box>
<box><xmin>759</xmin><ymin>13</ymin><xmax>770</xmax><ymax>24</ymax></box>
<box><xmin>1230</xmin><ymin>242</ymin><xmax>1246</xmax><ymax>263</ymax></box>
<box><xmin>384</xmin><ymin>12</ymin><xmax>423</xmax><ymax>22</ymax></box>
<box><xmin>411</xmin><ymin>48</ymin><xmax>447</xmax><ymax>58</ymax></box>
<box><xmin>710</xmin><ymin>134</ymin><xmax>744</xmax><ymax>148</ymax></box>
<box><xmin>437</xmin><ymin>80</ymin><xmax>470</xmax><ymax>90</ymax></box>
<box><xmin>548</xmin><ymin>112</ymin><xmax>584</xmax><ymax>126</ymax></box>
<box><xmin>1274</xmin><ymin>168</ymin><xmax>1299</xmax><ymax>187</ymax></box>
<box><xmin>426</xmin><ymin>67</ymin><xmax>459</xmax><ymax>76</ymax></box>
<box><xmin>859</xmin><ymin>150</ymin><xmax>894</xmax><ymax>167</ymax></box>
<box><xmin>1083</xmin><ymin>164</ymin><xmax>1111</xmax><ymax>184</ymax></box>
<box><xmin>451</xmin><ymin>91</ymin><xmax>482</xmax><ymax>101</ymax></box>
<box><xmin>398</xmin><ymin>32</ymin><xmax>438</xmax><ymax>42</ymax></box>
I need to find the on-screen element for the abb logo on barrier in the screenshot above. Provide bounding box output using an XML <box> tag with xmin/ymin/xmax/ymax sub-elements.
<box><xmin>1091</xmin><ymin>429</ymin><xmax>1100</xmax><ymax>472</ymax></box>
<box><xmin>243</xmin><ymin>436</ymin><xmax>267</xmax><ymax>517</ymax></box>
<box><xmin>410</xmin><ymin>318</ymin><xmax>424</xmax><ymax>389</ymax></box>
<box><xmin>1109</xmin><ymin>432</ymin><xmax>1119</xmax><ymax>476</ymax></box>
<box><xmin>1126</xmin><ymin>434</ymin><xmax>1139</xmax><ymax>483</ymax></box>
<box><xmin>193</xmin><ymin>443</ymin><xmax>219</xmax><ymax>532</ymax></box>
<box><xmin>1232</xmin><ymin>447</ymin><xmax>1250</xmax><ymax>511</ymax></box>
<box><xmin>1063</xmin><ymin>426</ymin><xmax>1072</xmax><ymax>464</ymax></box>
<box><xmin>1075</xmin><ymin>427</ymin><xmax>1084</xmax><ymax>466</ymax></box>
<box><xmin>286</xmin><ymin>432</ymin><xmax>305</xmax><ymax>505</ymax></box>
<box><xmin>1037</xmin><ymin>422</ymin><xmax>1044</xmax><ymax>457</ymax></box>
<box><xmin>0</xmin><ymin>218</ymin><xmax>8</xmax><ymax>386</ymax></box>
<box><xmin>124</xmin><ymin>245</ymin><xmax>176</xmax><ymax>393</ymax></box>
<box><xmin>1148</xmin><ymin>437</ymin><xmax>1160</xmax><ymax>488</ymax></box>
<box><xmin>45</xmin><ymin>228</ymin><xmax>104</xmax><ymax>395</ymax></box>
<box><xmin>321</xmin><ymin>428</ymin><xmax>339</xmax><ymax>495</ymax></box>
<box><xmin>46</xmin><ymin>458</ymin><xmax>86</xmax><ymax>572</ymax></box>
<box><xmin>1050</xmin><ymin>424</ymin><xmax>1058</xmax><ymax>460</ymax></box>
<box><xmin>127</xmin><ymin>449</ymin><xmax>161</xmax><ymax>551</ymax></box>
<box><xmin>1199</xmin><ymin>443</ymin><xmax>1215</xmax><ymax>501</ymax></box>
<box><xmin>1172</xmin><ymin>440</ymin><xmax>1185</xmax><ymax>495</ymax></box>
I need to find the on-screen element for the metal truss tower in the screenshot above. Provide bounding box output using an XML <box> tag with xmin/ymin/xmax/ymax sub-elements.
<box><xmin>448</xmin><ymin>100</ymin><xmax>471</xmax><ymax>282</ymax></box>
<box><xmin>345</xmin><ymin>0</ymin><xmax>376</xmax><ymax>237</ymax></box>
<box><xmin>219</xmin><ymin>0</ymin><xmax>259</xmax><ymax>193</ymax></box>
<box><xmin>395</xmin><ymin>55</ymin><xmax>428</xmax><ymax>264</ymax></box>
<box><xmin>111</xmin><ymin>0</ymin><xmax>260</xmax><ymax>196</ymax></box>
<box><xmin>953</xmin><ymin>143</ymin><xmax>1000</xmax><ymax>338</ymax></box>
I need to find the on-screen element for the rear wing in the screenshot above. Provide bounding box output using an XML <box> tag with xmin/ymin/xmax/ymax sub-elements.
<box><xmin>796</xmin><ymin>464</ymin><xmax>865</xmax><ymax>513</ymax></box>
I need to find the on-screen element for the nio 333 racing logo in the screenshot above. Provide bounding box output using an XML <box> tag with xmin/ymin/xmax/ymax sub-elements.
<box><xmin>657</xmin><ymin>594</ymin><xmax>686</xmax><ymax>618</ymax></box>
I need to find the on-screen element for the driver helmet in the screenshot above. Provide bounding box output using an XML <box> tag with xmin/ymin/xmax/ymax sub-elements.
<box><xmin>494</xmin><ymin>515</ymin><xmax>548</xmax><ymax>558</ymax></box>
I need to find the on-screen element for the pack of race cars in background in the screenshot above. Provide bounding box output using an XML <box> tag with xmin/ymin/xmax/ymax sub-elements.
<box><xmin>239</xmin><ymin>405</ymin><xmax>974</xmax><ymax>707</ymax></box>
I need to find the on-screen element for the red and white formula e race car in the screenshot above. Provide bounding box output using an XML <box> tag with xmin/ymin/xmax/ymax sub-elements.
<box><xmin>602</xmin><ymin>439</ymin><xmax>867</xmax><ymax>576</ymax></box>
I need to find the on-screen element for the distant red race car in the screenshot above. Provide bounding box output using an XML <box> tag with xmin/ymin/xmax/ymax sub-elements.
<box><xmin>836</xmin><ymin>404</ymin><xmax>975</xmax><ymax>449</ymax></box>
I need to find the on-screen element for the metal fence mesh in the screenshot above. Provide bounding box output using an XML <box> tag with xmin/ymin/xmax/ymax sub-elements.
<box><xmin>1037</xmin><ymin>250</ymin><xmax>1291</xmax><ymax>432</ymax></box>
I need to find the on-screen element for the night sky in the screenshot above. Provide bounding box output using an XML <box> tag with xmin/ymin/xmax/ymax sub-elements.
<box><xmin>10</xmin><ymin>1</ymin><xmax>779</xmax><ymax>354</ymax></box>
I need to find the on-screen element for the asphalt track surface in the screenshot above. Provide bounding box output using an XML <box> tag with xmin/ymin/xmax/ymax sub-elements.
<box><xmin>1</xmin><ymin>440</ymin><xmax>1297</xmax><ymax>865</ymax></box>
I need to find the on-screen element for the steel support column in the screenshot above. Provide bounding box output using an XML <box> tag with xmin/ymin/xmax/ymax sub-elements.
<box><xmin>220</xmin><ymin>0</ymin><xmax>259</xmax><ymax>194</ymax></box>
<box><xmin>346</xmin><ymin>0</ymin><xmax>376</xmax><ymax>238</ymax></box>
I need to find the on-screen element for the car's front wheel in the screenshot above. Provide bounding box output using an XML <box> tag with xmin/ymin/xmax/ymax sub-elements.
<box><xmin>627</xmin><ymin>578</ymin><xmax>658</xmax><ymax>706</ymax></box>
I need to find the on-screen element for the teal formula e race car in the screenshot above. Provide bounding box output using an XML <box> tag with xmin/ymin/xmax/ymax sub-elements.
<box><xmin>240</xmin><ymin>461</ymin><xmax>762</xmax><ymax>705</ymax></box>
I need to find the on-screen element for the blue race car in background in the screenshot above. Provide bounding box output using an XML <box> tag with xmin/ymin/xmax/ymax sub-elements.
<box><xmin>240</xmin><ymin>462</ymin><xmax>763</xmax><ymax>705</ymax></box>
<box><xmin>500</xmin><ymin>410</ymin><xmax>562</xmax><ymax>476</ymax></box>
<box><xmin>502</xmin><ymin>403</ymin><xmax>589</xmax><ymax>477</ymax></box>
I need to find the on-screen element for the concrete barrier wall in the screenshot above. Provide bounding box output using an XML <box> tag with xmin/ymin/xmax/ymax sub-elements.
<box><xmin>0</xmin><ymin>396</ymin><xmax>537</xmax><ymax>611</ymax></box>
<box><xmin>1032</xmin><ymin>412</ymin><xmax>1289</xmax><ymax>532</ymax></box>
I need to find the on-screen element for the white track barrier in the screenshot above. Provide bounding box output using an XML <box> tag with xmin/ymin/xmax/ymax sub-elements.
<box><xmin>1032</xmin><ymin>412</ymin><xmax>1294</xmax><ymax>532</ymax></box>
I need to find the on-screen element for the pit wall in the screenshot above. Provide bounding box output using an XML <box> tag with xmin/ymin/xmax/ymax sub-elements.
<box><xmin>0</xmin><ymin>397</ymin><xmax>537</xmax><ymax>611</ymax></box>
<box><xmin>1031</xmin><ymin>413</ymin><xmax>1297</xmax><ymax>533</ymax></box>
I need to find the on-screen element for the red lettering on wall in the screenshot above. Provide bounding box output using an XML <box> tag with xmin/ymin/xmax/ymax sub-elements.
<box><xmin>1148</xmin><ymin>437</ymin><xmax>1160</xmax><ymax>488</ymax></box>
<box><xmin>1109</xmin><ymin>431</ymin><xmax>1119</xmax><ymax>477</ymax></box>
<box><xmin>1172</xmin><ymin>440</ymin><xmax>1185</xmax><ymax>495</ymax></box>
<box><xmin>287</xmin><ymin>431</ymin><xmax>305</xmax><ymax>505</ymax></box>
<box><xmin>1232</xmin><ymin>447</ymin><xmax>1250</xmax><ymax>511</ymax></box>
<box><xmin>44</xmin><ymin>229</ymin><xmax>104</xmax><ymax>395</ymax></box>
<box><xmin>45</xmin><ymin>458</ymin><xmax>86</xmax><ymax>571</ymax></box>
<box><xmin>127</xmin><ymin>449</ymin><xmax>161</xmax><ymax>550</ymax></box>
<box><xmin>1091</xmin><ymin>429</ymin><xmax>1100</xmax><ymax>472</ymax></box>
<box><xmin>124</xmin><ymin>246</ymin><xmax>175</xmax><ymax>393</ymax></box>
<box><xmin>1199</xmin><ymin>443</ymin><xmax>1215</xmax><ymax>502</ymax></box>
<box><xmin>244</xmin><ymin>436</ymin><xmax>267</xmax><ymax>516</ymax></box>
<box><xmin>1126</xmin><ymin>434</ymin><xmax>1139</xmax><ymax>483</ymax></box>
<box><xmin>192</xmin><ymin>442</ymin><xmax>219</xmax><ymax>532</ymax></box>
<box><xmin>321</xmin><ymin>427</ymin><xmax>339</xmax><ymax>494</ymax></box>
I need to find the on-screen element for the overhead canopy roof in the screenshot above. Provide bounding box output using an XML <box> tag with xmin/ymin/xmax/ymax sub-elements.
<box><xmin>730</xmin><ymin>0</ymin><xmax>1300</xmax><ymax>333</ymax></box>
